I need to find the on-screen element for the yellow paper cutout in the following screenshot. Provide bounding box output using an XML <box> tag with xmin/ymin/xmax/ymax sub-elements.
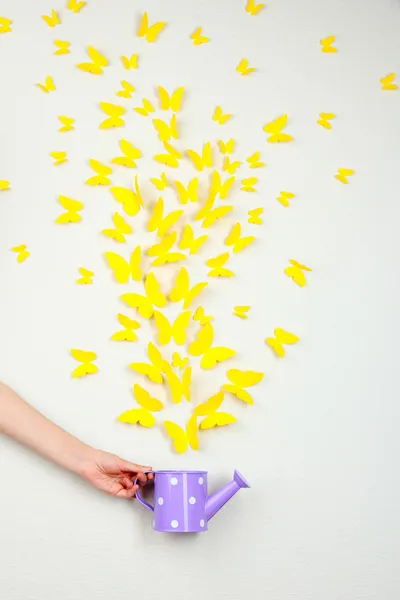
<box><xmin>59</xmin><ymin>116</ymin><xmax>74</xmax><ymax>131</ymax></box>
<box><xmin>77</xmin><ymin>46</ymin><xmax>109</xmax><ymax>75</ymax></box>
<box><xmin>36</xmin><ymin>76</ymin><xmax>56</xmax><ymax>93</ymax></box>
<box><xmin>121</xmin><ymin>272</ymin><xmax>167</xmax><ymax>318</ymax></box>
<box><xmin>284</xmin><ymin>259</ymin><xmax>312</xmax><ymax>287</ymax></box>
<box><xmin>134</xmin><ymin>98</ymin><xmax>155</xmax><ymax>117</ymax></box>
<box><xmin>241</xmin><ymin>177</ymin><xmax>258</xmax><ymax>192</ymax></box>
<box><xmin>50</xmin><ymin>151</ymin><xmax>67</xmax><ymax>166</ymax></box>
<box><xmin>187</xmin><ymin>142</ymin><xmax>212</xmax><ymax>171</ymax></box>
<box><xmin>247</xmin><ymin>151</ymin><xmax>264</xmax><ymax>168</ymax></box>
<box><xmin>165</xmin><ymin>365</ymin><xmax>191</xmax><ymax>403</ymax></box>
<box><xmin>147</xmin><ymin>231</ymin><xmax>186</xmax><ymax>266</ymax></box>
<box><xmin>129</xmin><ymin>342</ymin><xmax>168</xmax><ymax>383</ymax></box>
<box><xmin>111</xmin><ymin>139</ymin><xmax>141</xmax><ymax>168</ymax></box>
<box><xmin>118</xmin><ymin>383</ymin><xmax>162</xmax><ymax>427</ymax></box>
<box><xmin>236</xmin><ymin>58</ymin><xmax>256</xmax><ymax>76</ymax></box>
<box><xmin>223</xmin><ymin>368</ymin><xmax>264</xmax><ymax>405</ymax></box>
<box><xmin>86</xmin><ymin>159</ymin><xmax>112</xmax><ymax>186</ymax></box>
<box><xmin>218</xmin><ymin>139</ymin><xmax>235</xmax><ymax>155</ymax></box>
<box><xmin>169</xmin><ymin>267</ymin><xmax>208</xmax><ymax>309</ymax></box>
<box><xmin>206</xmin><ymin>252</ymin><xmax>234</xmax><ymax>277</ymax></box>
<box><xmin>320</xmin><ymin>35</ymin><xmax>337</xmax><ymax>53</ymax></box>
<box><xmin>111</xmin><ymin>313</ymin><xmax>140</xmax><ymax>341</ymax></box>
<box><xmin>233</xmin><ymin>305</ymin><xmax>250</xmax><ymax>319</ymax></box>
<box><xmin>116</xmin><ymin>80</ymin><xmax>135</xmax><ymax>99</ymax></box>
<box><xmin>134</xmin><ymin>383</ymin><xmax>163</xmax><ymax>411</ymax></box>
<box><xmin>151</xmin><ymin>173</ymin><xmax>168</xmax><ymax>190</ymax></box>
<box><xmin>277</xmin><ymin>190</ymin><xmax>295</xmax><ymax>207</ymax></box>
<box><xmin>0</xmin><ymin>180</ymin><xmax>10</xmax><ymax>191</ymax></box>
<box><xmin>99</xmin><ymin>102</ymin><xmax>125</xmax><ymax>129</ymax></box>
<box><xmin>263</xmin><ymin>114</ymin><xmax>293</xmax><ymax>143</ymax></box>
<box><xmin>11</xmin><ymin>245</ymin><xmax>30</xmax><ymax>263</ymax></box>
<box><xmin>225</xmin><ymin>223</ymin><xmax>255</xmax><ymax>253</ymax></box>
<box><xmin>54</xmin><ymin>40</ymin><xmax>70</xmax><ymax>55</ymax></box>
<box><xmin>76</xmin><ymin>267</ymin><xmax>94</xmax><ymax>284</ymax></box>
<box><xmin>190</xmin><ymin>27</ymin><xmax>210</xmax><ymax>45</ymax></box>
<box><xmin>154</xmin><ymin>142</ymin><xmax>182</xmax><ymax>168</ymax></box>
<box><xmin>248</xmin><ymin>208</ymin><xmax>263</xmax><ymax>224</ymax></box>
<box><xmin>188</xmin><ymin>322</ymin><xmax>236</xmax><ymax>370</ymax></box>
<box><xmin>104</xmin><ymin>246</ymin><xmax>142</xmax><ymax>284</ymax></box>
<box><xmin>121</xmin><ymin>54</ymin><xmax>138</xmax><ymax>70</ymax></box>
<box><xmin>0</xmin><ymin>17</ymin><xmax>12</xmax><ymax>34</ymax></box>
<box><xmin>317</xmin><ymin>112</ymin><xmax>335</xmax><ymax>129</ymax></box>
<box><xmin>380</xmin><ymin>73</ymin><xmax>398</xmax><ymax>91</ymax></box>
<box><xmin>196</xmin><ymin>196</ymin><xmax>233</xmax><ymax>228</ymax></box>
<box><xmin>67</xmin><ymin>0</ymin><xmax>86</xmax><ymax>13</ymax></box>
<box><xmin>137</xmin><ymin>12</ymin><xmax>166</xmax><ymax>43</ymax></box>
<box><xmin>158</xmin><ymin>86</ymin><xmax>184</xmax><ymax>112</ymax></box>
<box><xmin>42</xmin><ymin>9</ymin><xmax>60</xmax><ymax>27</ymax></box>
<box><xmin>110</xmin><ymin>176</ymin><xmax>143</xmax><ymax>215</ymax></box>
<box><xmin>335</xmin><ymin>168</ymin><xmax>354</xmax><ymax>184</ymax></box>
<box><xmin>148</xmin><ymin>197</ymin><xmax>183</xmax><ymax>237</ymax></box>
<box><xmin>266</xmin><ymin>328</ymin><xmax>299</xmax><ymax>358</ymax></box>
<box><xmin>223</xmin><ymin>157</ymin><xmax>241</xmax><ymax>174</ymax></box>
<box><xmin>174</xmin><ymin>178</ymin><xmax>198</xmax><ymax>204</ymax></box>
<box><xmin>172</xmin><ymin>352</ymin><xmax>188</xmax><ymax>370</ymax></box>
<box><xmin>213</xmin><ymin>106</ymin><xmax>232</xmax><ymax>125</ymax></box>
<box><xmin>193</xmin><ymin>306</ymin><xmax>213</xmax><ymax>326</ymax></box>
<box><xmin>153</xmin><ymin>310</ymin><xmax>191</xmax><ymax>346</ymax></box>
<box><xmin>56</xmin><ymin>195</ymin><xmax>83</xmax><ymax>224</ymax></box>
<box><xmin>246</xmin><ymin>0</ymin><xmax>264</xmax><ymax>15</ymax></box>
<box><xmin>164</xmin><ymin>415</ymin><xmax>198</xmax><ymax>453</ymax></box>
<box><xmin>71</xmin><ymin>349</ymin><xmax>98</xmax><ymax>378</ymax></box>
<box><xmin>153</xmin><ymin>115</ymin><xmax>178</xmax><ymax>142</ymax></box>
<box><xmin>179</xmin><ymin>224</ymin><xmax>208</xmax><ymax>254</ymax></box>
<box><xmin>210</xmin><ymin>170</ymin><xmax>235</xmax><ymax>200</ymax></box>
<box><xmin>194</xmin><ymin>391</ymin><xmax>236</xmax><ymax>429</ymax></box>
<box><xmin>101</xmin><ymin>212</ymin><xmax>132</xmax><ymax>243</ymax></box>
<box><xmin>118</xmin><ymin>408</ymin><xmax>155</xmax><ymax>427</ymax></box>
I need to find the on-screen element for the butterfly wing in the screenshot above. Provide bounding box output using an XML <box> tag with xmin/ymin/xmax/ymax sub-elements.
<box><xmin>145</xmin><ymin>272</ymin><xmax>167</xmax><ymax>307</ymax></box>
<box><xmin>223</xmin><ymin>384</ymin><xmax>254</xmax><ymax>405</ymax></box>
<box><xmin>118</xmin><ymin>408</ymin><xmax>155</xmax><ymax>427</ymax></box>
<box><xmin>104</xmin><ymin>252</ymin><xmax>130</xmax><ymax>283</ymax></box>
<box><xmin>188</xmin><ymin>322</ymin><xmax>214</xmax><ymax>356</ymax></box>
<box><xmin>153</xmin><ymin>311</ymin><xmax>172</xmax><ymax>346</ymax></box>
<box><xmin>275</xmin><ymin>328</ymin><xmax>299</xmax><ymax>345</ymax></box>
<box><xmin>164</xmin><ymin>421</ymin><xmax>188</xmax><ymax>453</ymax></box>
<box><xmin>134</xmin><ymin>383</ymin><xmax>163</xmax><ymax>411</ymax></box>
<box><xmin>200</xmin><ymin>347</ymin><xmax>236</xmax><ymax>370</ymax></box>
<box><xmin>169</xmin><ymin>267</ymin><xmax>189</xmax><ymax>303</ymax></box>
<box><xmin>129</xmin><ymin>362</ymin><xmax>164</xmax><ymax>383</ymax></box>
<box><xmin>171</xmin><ymin>310</ymin><xmax>191</xmax><ymax>345</ymax></box>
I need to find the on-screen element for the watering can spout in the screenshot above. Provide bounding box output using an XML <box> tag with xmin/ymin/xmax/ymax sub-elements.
<box><xmin>205</xmin><ymin>470</ymin><xmax>250</xmax><ymax>521</ymax></box>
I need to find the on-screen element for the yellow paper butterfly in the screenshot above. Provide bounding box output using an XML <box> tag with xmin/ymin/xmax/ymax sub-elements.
<box><xmin>110</xmin><ymin>176</ymin><xmax>143</xmax><ymax>216</ymax></box>
<box><xmin>210</xmin><ymin>170</ymin><xmax>235</xmax><ymax>200</ymax></box>
<box><xmin>147</xmin><ymin>231</ymin><xmax>186</xmax><ymax>266</ymax></box>
<box><xmin>76</xmin><ymin>267</ymin><xmax>94</xmax><ymax>285</ymax></box>
<box><xmin>174</xmin><ymin>178</ymin><xmax>198</xmax><ymax>204</ymax></box>
<box><xmin>121</xmin><ymin>54</ymin><xmax>138</xmax><ymax>70</ymax></box>
<box><xmin>380</xmin><ymin>73</ymin><xmax>398</xmax><ymax>91</ymax></box>
<box><xmin>0</xmin><ymin>17</ymin><xmax>12</xmax><ymax>33</ymax></box>
<box><xmin>193</xmin><ymin>306</ymin><xmax>213</xmax><ymax>326</ymax></box>
<box><xmin>248</xmin><ymin>208</ymin><xmax>263</xmax><ymax>224</ymax></box>
<box><xmin>196</xmin><ymin>196</ymin><xmax>233</xmax><ymax>229</ymax></box>
<box><xmin>263</xmin><ymin>114</ymin><xmax>293</xmax><ymax>143</ymax></box>
<box><xmin>266</xmin><ymin>328</ymin><xmax>299</xmax><ymax>358</ymax></box>
<box><xmin>151</xmin><ymin>172</ymin><xmax>168</xmax><ymax>190</ymax></box>
<box><xmin>335</xmin><ymin>168</ymin><xmax>354</xmax><ymax>184</ymax></box>
<box><xmin>206</xmin><ymin>252</ymin><xmax>234</xmax><ymax>277</ymax></box>
<box><xmin>317</xmin><ymin>112</ymin><xmax>335</xmax><ymax>129</ymax></box>
<box><xmin>111</xmin><ymin>314</ymin><xmax>140</xmax><ymax>341</ymax></box>
<box><xmin>99</xmin><ymin>102</ymin><xmax>125</xmax><ymax>129</ymax></box>
<box><xmin>71</xmin><ymin>349</ymin><xmax>98</xmax><ymax>378</ymax></box>
<box><xmin>137</xmin><ymin>12</ymin><xmax>166</xmax><ymax>42</ymax></box>
<box><xmin>190</xmin><ymin>27</ymin><xmax>210</xmax><ymax>45</ymax></box>
<box><xmin>172</xmin><ymin>352</ymin><xmax>188</xmax><ymax>370</ymax></box>
<box><xmin>194</xmin><ymin>391</ymin><xmax>236</xmax><ymax>429</ymax></box>
<box><xmin>165</xmin><ymin>365</ymin><xmax>191</xmax><ymax>403</ymax></box>
<box><xmin>129</xmin><ymin>342</ymin><xmax>169</xmax><ymax>383</ymax></box>
<box><xmin>241</xmin><ymin>177</ymin><xmax>257</xmax><ymax>192</ymax></box>
<box><xmin>246</xmin><ymin>0</ymin><xmax>264</xmax><ymax>15</ymax></box>
<box><xmin>85</xmin><ymin>159</ymin><xmax>112</xmax><ymax>186</ymax></box>
<box><xmin>0</xmin><ymin>180</ymin><xmax>10</xmax><ymax>191</ymax></box>
<box><xmin>50</xmin><ymin>151</ymin><xmax>67</xmax><ymax>166</ymax></box>
<box><xmin>56</xmin><ymin>195</ymin><xmax>83</xmax><ymax>224</ymax></box>
<box><xmin>77</xmin><ymin>46</ymin><xmax>108</xmax><ymax>75</ymax></box>
<box><xmin>218</xmin><ymin>139</ymin><xmax>235</xmax><ymax>155</ymax></box>
<box><xmin>154</xmin><ymin>142</ymin><xmax>182</xmax><ymax>168</ymax></box>
<box><xmin>134</xmin><ymin>98</ymin><xmax>155</xmax><ymax>117</ymax></box>
<box><xmin>169</xmin><ymin>267</ymin><xmax>208</xmax><ymax>309</ymax></box>
<box><xmin>158</xmin><ymin>86</ymin><xmax>184</xmax><ymax>112</ymax></box>
<box><xmin>54</xmin><ymin>40</ymin><xmax>70</xmax><ymax>55</ymax></box>
<box><xmin>223</xmin><ymin>157</ymin><xmax>241</xmax><ymax>174</ymax></box>
<box><xmin>179</xmin><ymin>224</ymin><xmax>208</xmax><ymax>254</ymax></box>
<box><xmin>187</xmin><ymin>142</ymin><xmax>212</xmax><ymax>171</ymax></box>
<box><xmin>284</xmin><ymin>259</ymin><xmax>312</xmax><ymax>287</ymax></box>
<box><xmin>236</xmin><ymin>58</ymin><xmax>256</xmax><ymax>76</ymax></box>
<box><xmin>116</xmin><ymin>80</ymin><xmax>135</xmax><ymax>99</ymax></box>
<box><xmin>277</xmin><ymin>190</ymin><xmax>295</xmax><ymax>207</ymax></box>
<box><xmin>58</xmin><ymin>116</ymin><xmax>74</xmax><ymax>131</ymax></box>
<box><xmin>153</xmin><ymin>310</ymin><xmax>191</xmax><ymax>346</ymax></box>
<box><xmin>101</xmin><ymin>213</ymin><xmax>132</xmax><ymax>243</ymax></box>
<box><xmin>104</xmin><ymin>246</ymin><xmax>142</xmax><ymax>284</ymax></box>
<box><xmin>36</xmin><ymin>76</ymin><xmax>56</xmax><ymax>93</ymax></box>
<box><xmin>320</xmin><ymin>35</ymin><xmax>337</xmax><ymax>53</ymax></box>
<box><xmin>11</xmin><ymin>245</ymin><xmax>30</xmax><ymax>263</ymax></box>
<box><xmin>147</xmin><ymin>197</ymin><xmax>183</xmax><ymax>238</ymax></box>
<box><xmin>111</xmin><ymin>139</ymin><xmax>141</xmax><ymax>168</ymax></box>
<box><xmin>121</xmin><ymin>272</ymin><xmax>167</xmax><ymax>318</ymax></box>
<box><xmin>164</xmin><ymin>415</ymin><xmax>198</xmax><ymax>453</ymax></box>
<box><xmin>233</xmin><ymin>305</ymin><xmax>250</xmax><ymax>319</ymax></box>
<box><xmin>153</xmin><ymin>115</ymin><xmax>178</xmax><ymax>142</ymax></box>
<box><xmin>67</xmin><ymin>0</ymin><xmax>86</xmax><ymax>13</ymax></box>
<box><xmin>118</xmin><ymin>384</ymin><xmax>163</xmax><ymax>428</ymax></box>
<box><xmin>247</xmin><ymin>151</ymin><xmax>264</xmax><ymax>168</ymax></box>
<box><xmin>188</xmin><ymin>322</ymin><xmax>236</xmax><ymax>369</ymax></box>
<box><xmin>42</xmin><ymin>9</ymin><xmax>60</xmax><ymax>27</ymax></box>
<box><xmin>225</xmin><ymin>223</ymin><xmax>256</xmax><ymax>253</ymax></box>
<box><xmin>213</xmin><ymin>106</ymin><xmax>232</xmax><ymax>125</ymax></box>
<box><xmin>222</xmin><ymin>369</ymin><xmax>264</xmax><ymax>405</ymax></box>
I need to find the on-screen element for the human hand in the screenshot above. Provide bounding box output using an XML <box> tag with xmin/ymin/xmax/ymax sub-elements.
<box><xmin>79</xmin><ymin>449</ymin><xmax>153</xmax><ymax>498</ymax></box>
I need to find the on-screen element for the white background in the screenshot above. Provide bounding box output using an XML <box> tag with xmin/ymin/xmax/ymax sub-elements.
<box><xmin>1</xmin><ymin>0</ymin><xmax>400</xmax><ymax>598</ymax></box>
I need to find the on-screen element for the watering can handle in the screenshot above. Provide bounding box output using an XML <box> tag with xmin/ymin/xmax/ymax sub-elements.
<box><xmin>134</xmin><ymin>471</ymin><xmax>154</xmax><ymax>512</ymax></box>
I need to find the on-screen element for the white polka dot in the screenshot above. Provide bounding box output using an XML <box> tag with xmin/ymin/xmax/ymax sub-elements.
<box><xmin>170</xmin><ymin>477</ymin><xmax>178</xmax><ymax>486</ymax></box>
<box><xmin>200</xmin><ymin>519</ymin><xmax>205</xmax><ymax>528</ymax></box>
<box><xmin>171</xmin><ymin>520</ymin><xmax>179</xmax><ymax>529</ymax></box>
<box><xmin>158</xmin><ymin>497</ymin><xmax>164</xmax><ymax>505</ymax></box>
<box><xmin>189</xmin><ymin>496</ymin><xmax>196</xmax><ymax>505</ymax></box>
<box><xmin>198</xmin><ymin>477</ymin><xmax>204</xmax><ymax>485</ymax></box>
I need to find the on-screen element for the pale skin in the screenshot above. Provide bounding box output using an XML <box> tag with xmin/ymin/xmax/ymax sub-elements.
<box><xmin>0</xmin><ymin>382</ymin><xmax>153</xmax><ymax>498</ymax></box>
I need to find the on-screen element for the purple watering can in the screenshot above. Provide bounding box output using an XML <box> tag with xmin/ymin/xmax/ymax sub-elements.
<box><xmin>135</xmin><ymin>469</ymin><xmax>250</xmax><ymax>532</ymax></box>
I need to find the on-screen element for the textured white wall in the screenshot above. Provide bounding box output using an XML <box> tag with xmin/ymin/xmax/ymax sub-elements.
<box><xmin>1</xmin><ymin>0</ymin><xmax>400</xmax><ymax>598</ymax></box>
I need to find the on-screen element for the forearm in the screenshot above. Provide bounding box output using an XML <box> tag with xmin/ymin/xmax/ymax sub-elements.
<box><xmin>0</xmin><ymin>382</ymin><xmax>92</xmax><ymax>475</ymax></box>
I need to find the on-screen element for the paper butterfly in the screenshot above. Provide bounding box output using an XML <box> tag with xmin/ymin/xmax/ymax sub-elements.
<box><xmin>42</xmin><ymin>9</ymin><xmax>60</xmax><ymax>27</ymax></box>
<box><xmin>266</xmin><ymin>328</ymin><xmax>299</xmax><ymax>358</ymax></box>
<box><xmin>179</xmin><ymin>224</ymin><xmax>208</xmax><ymax>254</ymax></box>
<box><xmin>225</xmin><ymin>223</ymin><xmax>256</xmax><ymax>253</ymax></box>
<box><xmin>129</xmin><ymin>342</ymin><xmax>168</xmax><ymax>383</ymax></box>
<box><xmin>380</xmin><ymin>73</ymin><xmax>398</xmax><ymax>91</ymax></box>
<box><xmin>111</xmin><ymin>139</ymin><xmax>141</xmax><ymax>168</ymax></box>
<box><xmin>121</xmin><ymin>272</ymin><xmax>167</xmax><ymax>318</ymax></box>
<box><xmin>158</xmin><ymin>86</ymin><xmax>184</xmax><ymax>112</ymax></box>
<box><xmin>153</xmin><ymin>310</ymin><xmax>192</xmax><ymax>346</ymax></box>
<box><xmin>284</xmin><ymin>259</ymin><xmax>312</xmax><ymax>287</ymax></box>
<box><xmin>206</xmin><ymin>252</ymin><xmax>234</xmax><ymax>277</ymax></box>
<box><xmin>147</xmin><ymin>231</ymin><xmax>186</xmax><ymax>266</ymax></box>
<box><xmin>121</xmin><ymin>54</ymin><xmax>138</xmax><ymax>70</ymax></box>
<box><xmin>56</xmin><ymin>195</ymin><xmax>83</xmax><ymax>224</ymax></box>
<box><xmin>116</xmin><ymin>80</ymin><xmax>135</xmax><ymax>99</ymax></box>
<box><xmin>59</xmin><ymin>116</ymin><xmax>74</xmax><ymax>131</ymax></box>
<box><xmin>36</xmin><ymin>76</ymin><xmax>56</xmax><ymax>93</ymax></box>
<box><xmin>193</xmin><ymin>307</ymin><xmax>213</xmax><ymax>326</ymax></box>
<box><xmin>76</xmin><ymin>267</ymin><xmax>94</xmax><ymax>285</ymax></box>
<box><xmin>54</xmin><ymin>40</ymin><xmax>70</xmax><ymax>55</ymax></box>
<box><xmin>194</xmin><ymin>391</ymin><xmax>236</xmax><ymax>429</ymax></box>
<box><xmin>77</xmin><ymin>46</ymin><xmax>108</xmax><ymax>75</ymax></box>
<box><xmin>111</xmin><ymin>314</ymin><xmax>140</xmax><ymax>342</ymax></box>
<box><xmin>196</xmin><ymin>197</ymin><xmax>233</xmax><ymax>229</ymax></box>
<box><xmin>188</xmin><ymin>322</ymin><xmax>236</xmax><ymax>369</ymax></box>
<box><xmin>241</xmin><ymin>177</ymin><xmax>257</xmax><ymax>192</ymax></box>
<box><xmin>277</xmin><ymin>190</ymin><xmax>295</xmax><ymax>207</ymax></box>
<box><xmin>71</xmin><ymin>349</ymin><xmax>98</xmax><ymax>378</ymax></box>
<box><xmin>151</xmin><ymin>173</ymin><xmax>168</xmax><ymax>190</ymax></box>
<box><xmin>11</xmin><ymin>245</ymin><xmax>30</xmax><ymax>263</ymax></box>
<box><xmin>172</xmin><ymin>352</ymin><xmax>188</xmax><ymax>370</ymax></box>
<box><xmin>153</xmin><ymin>115</ymin><xmax>178</xmax><ymax>142</ymax></box>
<box><xmin>0</xmin><ymin>17</ymin><xmax>12</xmax><ymax>33</ymax></box>
<box><xmin>335</xmin><ymin>168</ymin><xmax>354</xmax><ymax>184</ymax></box>
<box><xmin>85</xmin><ymin>159</ymin><xmax>112</xmax><ymax>186</ymax></box>
<box><xmin>320</xmin><ymin>35</ymin><xmax>337</xmax><ymax>53</ymax></box>
<box><xmin>67</xmin><ymin>0</ymin><xmax>86</xmax><ymax>13</ymax></box>
<box><xmin>165</xmin><ymin>366</ymin><xmax>191</xmax><ymax>403</ymax></box>
<box><xmin>233</xmin><ymin>306</ymin><xmax>250</xmax><ymax>319</ymax></box>
<box><xmin>101</xmin><ymin>213</ymin><xmax>132</xmax><ymax>243</ymax></box>
<box><xmin>169</xmin><ymin>267</ymin><xmax>208</xmax><ymax>309</ymax></box>
<box><xmin>247</xmin><ymin>151</ymin><xmax>264</xmax><ymax>168</ymax></box>
<box><xmin>164</xmin><ymin>415</ymin><xmax>198</xmax><ymax>453</ymax></box>
<box><xmin>213</xmin><ymin>106</ymin><xmax>232</xmax><ymax>125</ymax></box>
<box><xmin>154</xmin><ymin>142</ymin><xmax>182</xmax><ymax>168</ymax></box>
<box><xmin>190</xmin><ymin>27</ymin><xmax>210</xmax><ymax>45</ymax></box>
<box><xmin>137</xmin><ymin>12</ymin><xmax>166</xmax><ymax>43</ymax></box>
<box><xmin>263</xmin><ymin>114</ymin><xmax>293</xmax><ymax>143</ymax></box>
<box><xmin>99</xmin><ymin>102</ymin><xmax>125</xmax><ymax>129</ymax></box>
<box><xmin>134</xmin><ymin>98</ymin><xmax>155</xmax><ymax>117</ymax></box>
<box><xmin>104</xmin><ymin>246</ymin><xmax>142</xmax><ymax>283</ymax></box>
<box><xmin>246</xmin><ymin>0</ymin><xmax>264</xmax><ymax>15</ymax></box>
<box><xmin>50</xmin><ymin>151</ymin><xmax>67</xmax><ymax>166</ymax></box>
<box><xmin>174</xmin><ymin>178</ymin><xmax>198</xmax><ymax>204</ymax></box>
<box><xmin>187</xmin><ymin>142</ymin><xmax>213</xmax><ymax>171</ymax></box>
<box><xmin>0</xmin><ymin>180</ymin><xmax>10</xmax><ymax>191</ymax></box>
<box><xmin>236</xmin><ymin>58</ymin><xmax>256</xmax><ymax>76</ymax></box>
<box><xmin>110</xmin><ymin>177</ymin><xmax>143</xmax><ymax>216</ymax></box>
<box><xmin>147</xmin><ymin>198</ymin><xmax>183</xmax><ymax>238</ymax></box>
<box><xmin>118</xmin><ymin>384</ymin><xmax>163</xmax><ymax>428</ymax></box>
<box><xmin>210</xmin><ymin>170</ymin><xmax>235</xmax><ymax>200</ymax></box>
<box><xmin>317</xmin><ymin>112</ymin><xmax>335</xmax><ymax>129</ymax></box>
<box><xmin>248</xmin><ymin>208</ymin><xmax>263</xmax><ymax>224</ymax></box>
<box><xmin>218</xmin><ymin>139</ymin><xmax>235</xmax><ymax>155</ymax></box>
<box><xmin>222</xmin><ymin>369</ymin><xmax>264</xmax><ymax>405</ymax></box>
<box><xmin>223</xmin><ymin>157</ymin><xmax>241</xmax><ymax>174</ymax></box>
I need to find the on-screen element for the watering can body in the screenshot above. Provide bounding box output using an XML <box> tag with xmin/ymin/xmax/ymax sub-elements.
<box><xmin>135</xmin><ymin>469</ymin><xmax>250</xmax><ymax>533</ymax></box>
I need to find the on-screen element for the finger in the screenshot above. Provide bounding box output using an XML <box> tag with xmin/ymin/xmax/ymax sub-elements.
<box><xmin>136</xmin><ymin>472</ymin><xmax>148</xmax><ymax>484</ymax></box>
<box><xmin>116</xmin><ymin>485</ymin><xmax>138</xmax><ymax>499</ymax></box>
<box><xmin>121</xmin><ymin>461</ymin><xmax>152</xmax><ymax>473</ymax></box>
<box><xmin>123</xmin><ymin>477</ymin><xmax>134</xmax><ymax>489</ymax></box>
